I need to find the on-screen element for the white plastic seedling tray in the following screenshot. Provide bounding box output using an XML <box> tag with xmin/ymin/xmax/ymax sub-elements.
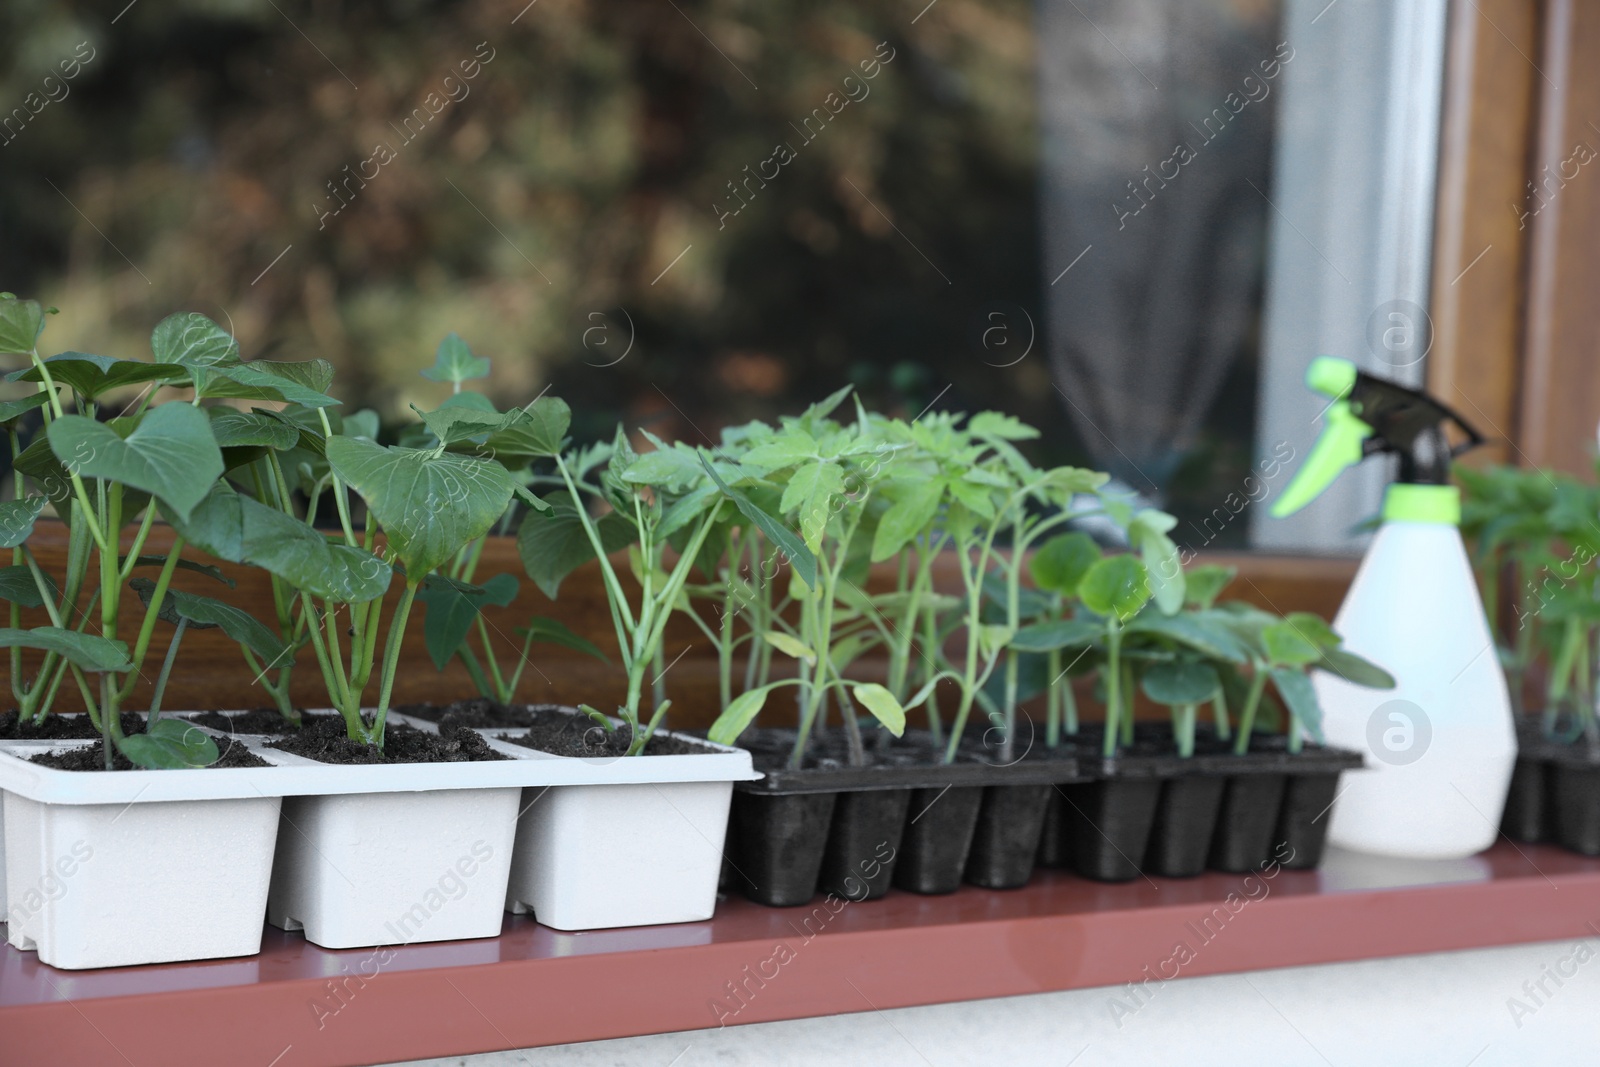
<box><xmin>0</xmin><ymin>711</ymin><xmax>760</xmax><ymax>803</ymax></box>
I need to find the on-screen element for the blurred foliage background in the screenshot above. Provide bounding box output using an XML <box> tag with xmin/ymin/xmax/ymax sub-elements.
<box><xmin>0</xmin><ymin>0</ymin><xmax>1274</xmax><ymax>546</ymax></box>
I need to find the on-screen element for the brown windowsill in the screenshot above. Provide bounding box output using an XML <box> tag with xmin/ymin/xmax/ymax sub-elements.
<box><xmin>1</xmin><ymin>842</ymin><xmax>1593</xmax><ymax>1066</ymax></box>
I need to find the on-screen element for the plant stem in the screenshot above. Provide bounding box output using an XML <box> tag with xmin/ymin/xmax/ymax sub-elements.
<box><xmin>149</xmin><ymin>619</ymin><xmax>187</xmax><ymax>720</ymax></box>
<box><xmin>1234</xmin><ymin>669</ymin><xmax>1270</xmax><ymax>756</ymax></box>
<box><xmin>370</xmin><ymin>580</ymin><xmax>420</xmax><ymax>746</ymax></box>
<box><xmin>1102</xmin><ymin>623</ymin><xmax>1122</xmax><ymax>759</ymax></box>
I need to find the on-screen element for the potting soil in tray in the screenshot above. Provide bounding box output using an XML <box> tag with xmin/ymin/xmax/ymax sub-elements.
<box><xmin>268</xmin><ymin>716</ymin><xmax>507</xmax><ymax>764</ymax></box>
<box><xmin>29</xmin><ymin>735</ymin><xmax>269</xmax><ymax>771</ymax></box>
<box><xmin>188</xmin><ymin>708</ymin><xmax>307</xmax><ymax>734</ymax></box>
<box><xmin>505</xmin><ymin>709</ymin><xmax>713</xmax><ymax>758</ymax></box>
<box><xmin>0</xmin><ymin>711</ymin><xmax>146</xmax><ymax>740</ymax></box>
<box><xmin>734</xmin><ymin>727</ymin><xmax>1081</xmax><ymax>793</ymax></box>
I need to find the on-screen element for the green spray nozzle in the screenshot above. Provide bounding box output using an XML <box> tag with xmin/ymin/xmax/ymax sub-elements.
<box><xmin>1271</xmin><ymin>356</ymin><xmax>1483</xmax><ymax>519</ymax></box>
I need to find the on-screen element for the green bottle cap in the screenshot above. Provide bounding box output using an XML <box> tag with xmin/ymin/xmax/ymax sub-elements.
<box><xmin>1306</xmin><ymin>356</ymin><xmax>1358</xmax><ymax>399</ymax></box>
<box><xmin>1382</xmin><ymin>484</ymin><xmax>1461</xmax><ymax>525</ymax></box>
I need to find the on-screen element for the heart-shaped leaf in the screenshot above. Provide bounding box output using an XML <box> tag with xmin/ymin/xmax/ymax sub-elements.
<box><xmin>516</xmin><ymin>495</ymin><xmax>636</xmax><ymax>598</ymax></box>
<box><xmin>412</xmin><ymin>401</ymin><xmax>532</xmax><ymax>447</ymax></box>
<box><xmin>118</xmin><ymin>718</ymin><xmax>219</xmax><ymax>769</ymax></box>
<box><xmin>489</xmin><ymin>395</ymin><xmax>569</xmax><ymax>458</ymax></box>
<box><xmin>416</xmin><ymin>572</ymin><xmax>520</xmax><ymax>670</ymax></box>
<box><xmin>420</xmin><ymin>333</ymin><xmax>490</xmax><ymax>385</ymax></box>
<box><xmin>1124</xmin><ymin>611</ymin><xmax>1250</xmax><ymax>663</ymax></box>
<box><xmin>0</xmin><ymin>496</ymin><xmax>47</xmax><ymax>548</ymax></box>
<box><xmin>151</xmin><ymin>312</ymin><xmax>239</xmax><ymax>367</ymax></box>
<box><xmin>0</xmin><ymin>295</ymin><xmax>48</xmax><ymax>355</ymax></box>
<box><xmin>1183</xmin><ymin>564</ymin><xmax>1236</xmax><ymax>609</ymax></box>
<box><xmin>8</xmin><ymin>352</ymin><xmax>191</xmax><ymax>400</ymax></box>
<box><xmin>47</xmin><ymin>403</ymin><xmax>224</xmax><ymax>522</ymax></box>
<box><xmin>130</xmin><ymin>579</ymin><xmax>289</xmax><ymax>665</ymax></box>
<box><xmin>326</xmin><ymin>436</ymin><xmax>517</xmax><ymax>577</ymax></box>
<box><xmin>1031</xmin><ymin>531</ymin><xmax>1102</xmax><ymax>596</ymax></box>
<box><xmin>1079</xmin><ymin>555</ymin><xmax>1151</xmax><ymax>621</ymax></box>
<box><xmin>165</xmin><ymin>483</ymin><xmax>391</xmax><ymax>603</ymax></box>
<box><xmin>0</xmin><ymin>626</ymin><xmax>132</xmax><ymax>671</ymax></box>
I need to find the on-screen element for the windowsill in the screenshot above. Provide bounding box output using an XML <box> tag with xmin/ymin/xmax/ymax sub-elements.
<box><xmin>3</xmin><ymin>842</ymin><xmax>1594</xmax><ymax>1066</ymax></box>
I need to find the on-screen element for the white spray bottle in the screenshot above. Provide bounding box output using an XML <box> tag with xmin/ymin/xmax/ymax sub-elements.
<box><xmin>1271</xmin><ymin>357</ymin><xmax>1515</xmax><ymax>859</ymax></box>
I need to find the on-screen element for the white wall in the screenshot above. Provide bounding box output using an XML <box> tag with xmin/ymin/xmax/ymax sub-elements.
<box><xmin>388</xmin><ymin>935</ymin><xmax>1600</xmax><ymax>1067</ymax></box>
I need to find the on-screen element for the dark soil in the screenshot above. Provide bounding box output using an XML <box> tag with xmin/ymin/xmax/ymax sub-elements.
<box><xmin>268</xmin><ymin>715</ymin><xmax>509</xmax><ymax>765</ymax></box>
<box><xmin>188</xmin><ymin>708</ymin><xmax>309</xmax><ymax>734</ymax></box>
<box><xmin>506</xmin><ymin>705</ymin><xmax>715</xmax><ymax>758</ymax></box>
<box><xmin>0</xmin><ymin>711</ymin><xmax>145</xmax><ymax>740</ymax></box>
<box><xmin>400</xmin><ymin>699</ymin><xmax>564</xmax><ymax>729</ymax></box>
<box><xmin>29</xmin><ymin>735</ymin><xmax>269</xmax><ymax>771</ymax></box>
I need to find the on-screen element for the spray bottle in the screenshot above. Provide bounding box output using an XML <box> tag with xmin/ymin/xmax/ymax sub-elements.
<box><xmin>1272</xmin><ymin>356</ymin><xmax>1515</xmax><ymax>859</ymax></box>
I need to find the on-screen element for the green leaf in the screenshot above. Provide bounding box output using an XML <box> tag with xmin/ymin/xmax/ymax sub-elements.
<box><xmin>968</xmin><ymin>411</ymin><xmax>1039</xmax><ymax>441</ymax></box>
<box><xmin>168</xmin><ymin>589</ymin><xmax>290</xmax><ymax>665</ymax></box>
<box><xmin>207</xmin><ymin>409</ymin><xmax>300</xmax><ymax>451</ymax></box>
<box><xmin>763</xmin><ymin>630</ymin><xmax>816</xmax><ymax>664</ymax></box>
<box><xmin>0</xmin><ymin>295</ymin><xmax>47</xmax><ymax>355</ymax></box>
<box><xmin>1078</xmin><ymin>555</ymin><xmax>1152</xmax><ymax>621</ymax></box>
<box><xmin>1129</xmin><ymin>510</ymin><xmax>1184</xmax><ymax>615</ymax></box>
<box><xmin>421</xmin><ymin>333</ymin><xmax>491</xmax><ymax>385</ymax></box>
<box><xmin>517</xmin><ymin>615</ymin><xmax>610</xmax><ymax>664</ymax></box>
<box><xmin>416</xmin><ymin>572</ymin><xmax>520</xmax><ymax>671</ymax></box>
<box><xmin>1284</xmin><ymin>612</ymin><xmax>1342</xmax><ymax>650</ymax></box>
<box><xmin>1269</xmin><ymin>666</ymin><xmax>1324</xmax><ymax>742</ymax></box>
<box><xmin>624</xmin><ymin>446</ymin><xmax>706</xmax><ymax>493</ymax></box>
<box><xmin>0</xmin><ymin>626</ymin><xmax>132</xmax><ymax>671</ymax></box>
<box><xmin>699</xmin><ymin>453</ymin><xmax>817</xmax><ymax>589</ymax></box>
<box><xmin>7</xmin><ymin>353</ymin><xmax>191</xmax><ymax>400</ymax></box>
<box><xmin>743</xmin><ymin>430</ymin><xmax>817</xmax><ymax>470</ymax></box>
<box><xmin>0</xmin><ymin>392</ymin><xmax>50</xmax><ymax>426</ymax></box>
<box><xmin>327</xmin><ymin>436</ymin><xmax>518</xmax><ymax>577</ymax></box>
<box><xmin>1317</xmin><ymin>647</ymin><xmax>1396</xmax><ymax>689</ymax></box>
<box><xmin>978</xmin><ymin>624</ymin><xmax>1015</xmax><ymax>659</ymax></box>
<box><xmin>0</xmin><ymin>496</ymin><xmax>47</xmax><ymax>548</ymax></box>
<box><xmin>192</xmin><ymin>361</ymin><xmax>338</xmax><ymax>408</ymax></box>
<box><xmin>1124</xmin><ymin>611</ymin><xmax>1250</xmax><ymax>663</ymax></box>
<box><xmin>165</xmin><ymin>483</ymin><xmax>392</xmax><ymax>603</ymax></box>
<box><xmin>1261</xmin><ymin>620</ymin><xmax>1322</xmax><ymax>667</ymax></box>
<box><xmin>516</xmin><ymin>494</ymin><xmax>636</xmax><ymax>598</ymax></box>
<box><xmin>0</xmin><ymin>565</ymin><xmax>55</xmax><ymax>607</ymax></box>
<box><xmin>1141</xmin><ymin>660</ymin><xmax>1221</xmax><ymax>706</ymax></box>
<box><xmin>1011</xmin><ymin>618</ymin><xmax>1102</xmax><ymax>653</ymax></box>
<box><xmin>851</xmin><ymin>682</ymin><xmax>906</xmax><ymax>737</ymax></box>
<box><xmin>871</xmin><ymin>480</ymin><xmax>943</xmax><ymax>562</ymax></box>
<box><xmin>491</xmin><ymin>395</ymin><xmax>569</xmax><ymax>457</ymax></box>
<box><xmin>47</xmin><ymin>403</ymin><xmax>224</xmax><ymax>522</ymax></box>
<box><xmin>780</xmin><ymin>461</ymin><xmax>845</xmax><ymax>552</ymax></box>
<box><xmin>1183</xmin><ymin>564</ymin><xmax>1236</xmax><ymax>610</ymax></box>
<box><xmin>151</xmin><ymin>312</ymin><xmax>239</xmax><ymax>367</ymax></box>
<box><xmin>413</xmin><ymin>400</ymin><xmax>532</xmax><ymax>447</ymax></box>
<box><xmin>708</xmin><ymin>683</ymin><xmax>781</xmax><ymax>746</ymax></box>
<box><xmin>1031</xmin><ymin>532</ymin><xmax>1102</xmax><ymax>596</ymax></box>
<box><xmin>118</xmin><ymin>718</ymin><xmax>219</xmax><ymax>770</ymax></box>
